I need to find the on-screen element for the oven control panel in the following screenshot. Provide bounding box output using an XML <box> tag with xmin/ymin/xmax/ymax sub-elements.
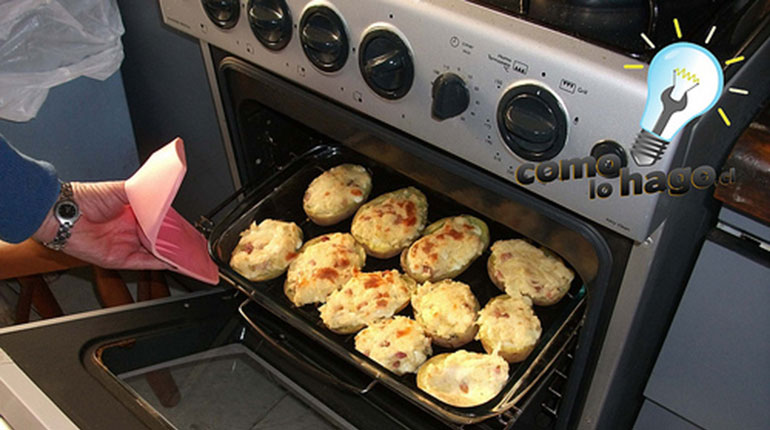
<box><xmin>159</xmin><ymin>0</ymin><xmax>673</xmax><ymax>241</ymax></box>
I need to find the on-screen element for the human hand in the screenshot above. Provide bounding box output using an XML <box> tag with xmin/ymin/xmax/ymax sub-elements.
<box><xmin>33</xmin><ymin>181</ymin><xmax>171</xmax><ymax>271</ymax></box>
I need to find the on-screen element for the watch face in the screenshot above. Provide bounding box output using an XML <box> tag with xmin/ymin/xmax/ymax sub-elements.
<box><xmin>56</xmin><ymin>200</ymin><xmax>79</xmax><ymax>221</ymax></box>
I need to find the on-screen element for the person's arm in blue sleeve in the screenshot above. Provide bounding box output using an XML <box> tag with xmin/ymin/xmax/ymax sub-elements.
<box><xmin>0</xmin><ymin>135</ymin><xmax>168</xmax><ymax>271</ymax></box>
<box><xmin>0</xmin><ymin>134</ymin><xmax>60</xmax><ymax>243</ymax></box>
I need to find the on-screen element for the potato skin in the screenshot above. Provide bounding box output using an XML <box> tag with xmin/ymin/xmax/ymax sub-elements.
<box><xmin>411</xmin><ymin>280</ymin><xmax>480</xmax><ymax>348</ymax></box>
<box><xmin>476</xmin><ymin>295</ymin><xmax>540</xmax><ymax>363</ymax></box>
<box><xmin>416</xmin><ymin>351</ymin><xmax>509</xmax><ymax>408</ymax></box>
<box><xmin>351</xmin><ymin>187</ymin><xmax>429</xmax><ymax>258</ymax></box>
<box><xmin>487</xmin><ymin>240</ymin><xmax>573</xmax><ymax>306</ymax></box>
<box><xmin>303</xmin><ymin>164</ymin><xmax>372</xmax><ymax>226</ymax></box>
<box><xmin>283</xmin><ymin>233</ymin><xmax>366</xmax><ymax>307</ymax></box>
<box><xmin>401</xmin><ymin>215</ymin><xmax>489</xmax><ymax>282</ymax></box>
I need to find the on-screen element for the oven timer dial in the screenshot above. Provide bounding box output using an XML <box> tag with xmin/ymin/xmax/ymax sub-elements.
<box><xmin>431</xmin><ymin>72</ymin><xmax>470</xmax><ymax>120</ymax></box>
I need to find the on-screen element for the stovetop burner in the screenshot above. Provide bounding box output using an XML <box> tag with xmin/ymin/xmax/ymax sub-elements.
<box><xmin>470</xmin><ymin>0</ymin><xmax>755</xmax><ymax>57</ymax></box>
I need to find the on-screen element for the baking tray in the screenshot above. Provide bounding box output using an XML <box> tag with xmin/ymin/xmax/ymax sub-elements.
<box><xmin>206</xmin><ymin>145</ymin><xmax>586</xmax><ymax>424</ymax></box>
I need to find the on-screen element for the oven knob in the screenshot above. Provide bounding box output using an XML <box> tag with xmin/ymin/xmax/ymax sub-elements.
<box><xmin>497</xmin><ymin>84</ymin><xmax>567</xmax><ymax>161</ymax></box>
<box><xmin>247</xmin><ymin>0</ymin><xmax>292</xmax><ymax>51</ymax></box>
<box><xmin>359</xmin><ymin>30</ymin><xmax>414</xmax><ymax>100</ymax></box>
<box><xmin>590</xmin><ymin>140</ymin><xmax>628</xmax><ymax>178</ymax></box>
<box><xmin>431</xmin><ymin>73</ymin><xmax>470</xmax><ymax>120</ymax></box>
<box><xmin>300</xmin><ymin>6</ymin><xmax>348</xmax><ymax>73</ymax></box>
<box><xmin>201</xmin><ymin>0</ymin><xmax>240</xmax><ymax>29</ymax></box>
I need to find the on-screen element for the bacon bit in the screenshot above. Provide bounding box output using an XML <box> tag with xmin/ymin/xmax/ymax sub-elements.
<box><xmin>364</xmin><ymin>277</ymin><xmax>382</xmax><ymax>289</ymax></box>
<box><xmin>361</xmin><ymin>215</ymin><xmax>371</xmax><ymax>221</ymax></box>
<box><xmin>345</xmin><ymin>289</ymin><xmax>353</xmax><ymax>296</ymax></box>
<box><xmin>335</xmin><ymin>305</ymin><xmax>343</xmax><ymax>311</ymax></box>
<box><xmin>351</xmin><ymin>188</ymin><xmax>363</xmax><ymax>196</ymax></box>
<box><xmin>376</xmin><ymin>299</ymin><xmax>388</xmax><ymax>307</ymax></box>
<box><xmin>421</xmin><ymin>265</ymin><xmax>432</xmax><ymax>274</ymax></box>
<box><xmin>494</xmin><ymin>366</ymin><xmax>502</xmax><ymax>374</ymax></box>
<box><xmin>463</xmin><ymin>303</ymin><xmax>472</xmax><ymax>310</ymax></box>
<box><xmin>404</xmin><ymin>216</ymin><xmax>417</xmax><ymax>227</ymax></box>
<box><xmin>447</xmin><ymin>229</ymin><xmax>464</xmax><ymax>240</ymax></box>
<box><xmin>394</xmin><ymin>214</ymin><xmax>405</xmax><ymax>225</ymax></box>
<box><xmin>375</xmin><ymin>292</ymin><xmax>390</xmax><ymax>299</ymax></box>
<box><xmin>243</xmin><ymin>243</ymin><xmax>254</xmax><ymax>254</ymax></box>
<box><xmin>496</xmin><ymin>270</ymin><xmax>503</xmax><ymax>280</ymax></box>
<box><xmin>320</xmin><ymin>236</ymin><xmax>330</xmax><ymax>242</ymax></box>
<box><xmin>356</xmin><ymin>301</ymin><xmax>368</xmax><ymax>310</ymax></box>
<box><xmin>380</xmin><ymin>340</ymin><xmax>391</xmax><ymax>347</ymax></box>
<box><xmin>422</xmin><ymin>241</ymin><xmax>435</xmax><ymax>254</ymax></box>
<box><xmin>396</xmin><ymin>328</ymin><xmax>412</xmax><ymax>338</ymax></box>
<box><xmin>285</xmin><ymin>251</ymin><xmax>298</xmax><ymax>260</ymax></box>
<box><xmin>334</xmin><ymin>258</ymin><xmax>350</xmax><ymax>268</ymax></box>
<box><xmin>316</xmin><ymin>267</ymin><xmax>339</xmax><ymax>281</ymax></box>
<box><xmin>324</xmin><ymin>191</ymin><xmax>331</xmax><ymax>196</ymax></box>
<box><xmin>460</xmin><ymin>382</ymin><xmax>469</xmax><ymax>393</ymax></box>
<box><xmin>392</xmin><ymin>360</ymin><xmax>401</xmax><ymax>368</ymax></box>
<box><xmin>303</xmin><ymin>193</ymin><xmax>311</xmax><ymax>202</ymax></box>
<box><xmin>463</xmin><ymin>223</ymin><xmax>475</xmax><ymax>230</ymax></box>
<box><xmin>363</xmin><ymin>350</ymin><xmax>371</xmax><ymax>357</ymax></box>
<box><xmin>394</xmin><ymin>351</ymin><xmax>407</xmax><ymax>359</ymax></box>
<box><xmin>500</xmin><ymin>252</ymin><xmax>512</xmax><ymax>261</ymax></box>
<box><xmin>430</xmin><ymin>253</ymin><xmax>438</xmax><ymax>262</ymax></box>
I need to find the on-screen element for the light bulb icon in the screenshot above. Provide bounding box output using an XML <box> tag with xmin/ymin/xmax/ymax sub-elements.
<box><xmin>631</xmin><ymin>42</ymin><xmax>724</xmax><ymax>167</ymax></box>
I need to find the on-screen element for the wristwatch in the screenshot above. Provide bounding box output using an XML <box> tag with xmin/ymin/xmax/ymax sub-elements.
<box><xmin>44</xmin><ymin>182</ymin><xmax>80</xmax><ymax>251</ymax></box>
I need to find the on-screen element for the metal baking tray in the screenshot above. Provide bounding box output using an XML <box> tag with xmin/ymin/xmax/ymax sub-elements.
<box><xmin>205</xmin><ymin>145</ymin><xmax>586</xmax><ymax>425</ymax></box>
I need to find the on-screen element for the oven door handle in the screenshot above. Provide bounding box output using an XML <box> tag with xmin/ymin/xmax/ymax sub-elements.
<box><xmin>238</xmin><ymin>299</ymin><xmax>378</xmax><ymax>395</ymax></box>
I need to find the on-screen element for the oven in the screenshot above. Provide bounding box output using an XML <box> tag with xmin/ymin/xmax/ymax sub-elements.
<box><xmin>1</xmin><ymin>1</ymin><xmax>769</xmax><ymax>429</ymax></box>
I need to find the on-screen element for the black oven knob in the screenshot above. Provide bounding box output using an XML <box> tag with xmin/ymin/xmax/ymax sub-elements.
<box><xmin>300</xmin><ymin>6</ymin><xmax>348</xmax><ymax>73</ymax></box>
<box><xmin>431</xmin><ymin>73</ymin><xmax>469</xmax><ymax>120</ymax></box>
<box><xmin>359</xmin><ymin>30</ymin><xmax>413</xmax><ymax>100</ymax></box>
<box><xmin>247</xmin><ymin>0</ymin><xmax>292</xmax><ymax>51</ymax></box>
<box><xmin>497</xmin><ymin>84</ymin><xmax>567</xmax><ymax>161</ymax></box>
<box><xmin>201</xmin><ymin>0</ymin><xmax>240</xmax><ymax>29</ymax></box>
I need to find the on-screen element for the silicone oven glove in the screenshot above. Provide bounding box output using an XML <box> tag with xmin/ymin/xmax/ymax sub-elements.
<box><xmin>125</xmin><ymin>138</ymin><xmax>219</xmax><ymax>285</ymax></box>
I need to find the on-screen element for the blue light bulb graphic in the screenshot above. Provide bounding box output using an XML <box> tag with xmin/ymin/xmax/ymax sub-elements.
<box><xmin>631</xmin><ymin>42</ymin><xmax>724</xmax><ymax>167</ymax></box>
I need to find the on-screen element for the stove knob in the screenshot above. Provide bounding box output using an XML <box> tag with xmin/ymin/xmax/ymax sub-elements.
<box><xmin>201</xmin><ymin>0</ymin><xmax>240</xmax><ymax>29</ymax></box>
<box><xmin>248</xmin><ymin>0</ymin><xmax>292</xmax><ymax>51</ymax></box>
<box><xmin>591</xmin><ymin>140</ymin><xmax>628</xmax><ymax>178</ymax></box>
<box><xmin>497</xmin><ymin>84</ymin><xmax>567</xmax><ymax>161</ymax></box>
<box><xmin>300</xmin><ymin>6</ymin><xmax>348</xmax><ymax>73</ymax></box>
<box><xmin>359</xmin><ymin>30</ymin><xmax>414</xmax><ymax>99</ymax></box>
<box><xmin>431</xmin><ymin>73</ymin><xmax>470</xmax><ymax>120</ymax></box>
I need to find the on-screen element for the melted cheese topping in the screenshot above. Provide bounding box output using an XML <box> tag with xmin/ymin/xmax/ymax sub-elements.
<box><xmin>404</xmin><ymin>216</ymin><xmax>485</xmax><ymax>281</ymax></box>
<box><xmin>476</xmin><ymin>295</ymin><xmax>541</xmax><ymax>357</ymax></box>
<box><xmin>229</xmin><ymin>219</ymin><xmax>303</xmax><ymax>281</ymax></box>
<box><xmin>489</xmin><ymin>239</ymin><xmax>574</xmax><ymax>305</ymax></box>
<box><xmin>303</xmin><ymin>164</ymin><xmax>371</xmax><ymax>219</ymax></box>
<box><xmin>319</xmin><ymin>270</ymin><xmax>415</xmax><ymax>332</ymax></box>
<box><xmin>411</xmin><ymin>280</ymin><xmax>479</xmax><ymax>341</ymax></box>
<box><xmin>418</xmin><ymin>351</ymin><xmax>509</xmax><ymax>407</ymax></box>
<box><xmin>284</xmin><ymin>233</ymin><xmax>365</xmax><ymax>306</ymax></box>
<box><xmin>354</xmin><ymin>316</ymin><xmax>432</xmax><ymax>375</ymax></box>
<box><xmin>351</xmin><ymin>187</ymin><xmax>428</xmax><ymax>256</ymax></box>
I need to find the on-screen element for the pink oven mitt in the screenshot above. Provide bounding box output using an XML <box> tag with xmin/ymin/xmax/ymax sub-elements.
<box><xmin>125</xmin><ymin>137</ymin><xmax>219</xmax><ymax>285</ymax></box>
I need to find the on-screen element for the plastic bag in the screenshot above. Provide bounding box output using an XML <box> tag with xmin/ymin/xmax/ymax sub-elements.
<box><xmin>0</xmin><ymin>0</ymin><xmax>125</xmax><ymax>122</ymax></box>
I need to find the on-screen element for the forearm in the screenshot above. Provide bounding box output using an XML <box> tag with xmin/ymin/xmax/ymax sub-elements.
<box><xmin>0</xmin><ymin>135</ymin><xmax>60</xmax><ymax>244</ymax></box>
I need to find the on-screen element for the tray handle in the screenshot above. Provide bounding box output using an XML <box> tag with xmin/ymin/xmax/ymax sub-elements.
<box><xmin>238</xmin><ymin>299</ymin><xmax>378</xmax><ymax>395</ymax></box>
